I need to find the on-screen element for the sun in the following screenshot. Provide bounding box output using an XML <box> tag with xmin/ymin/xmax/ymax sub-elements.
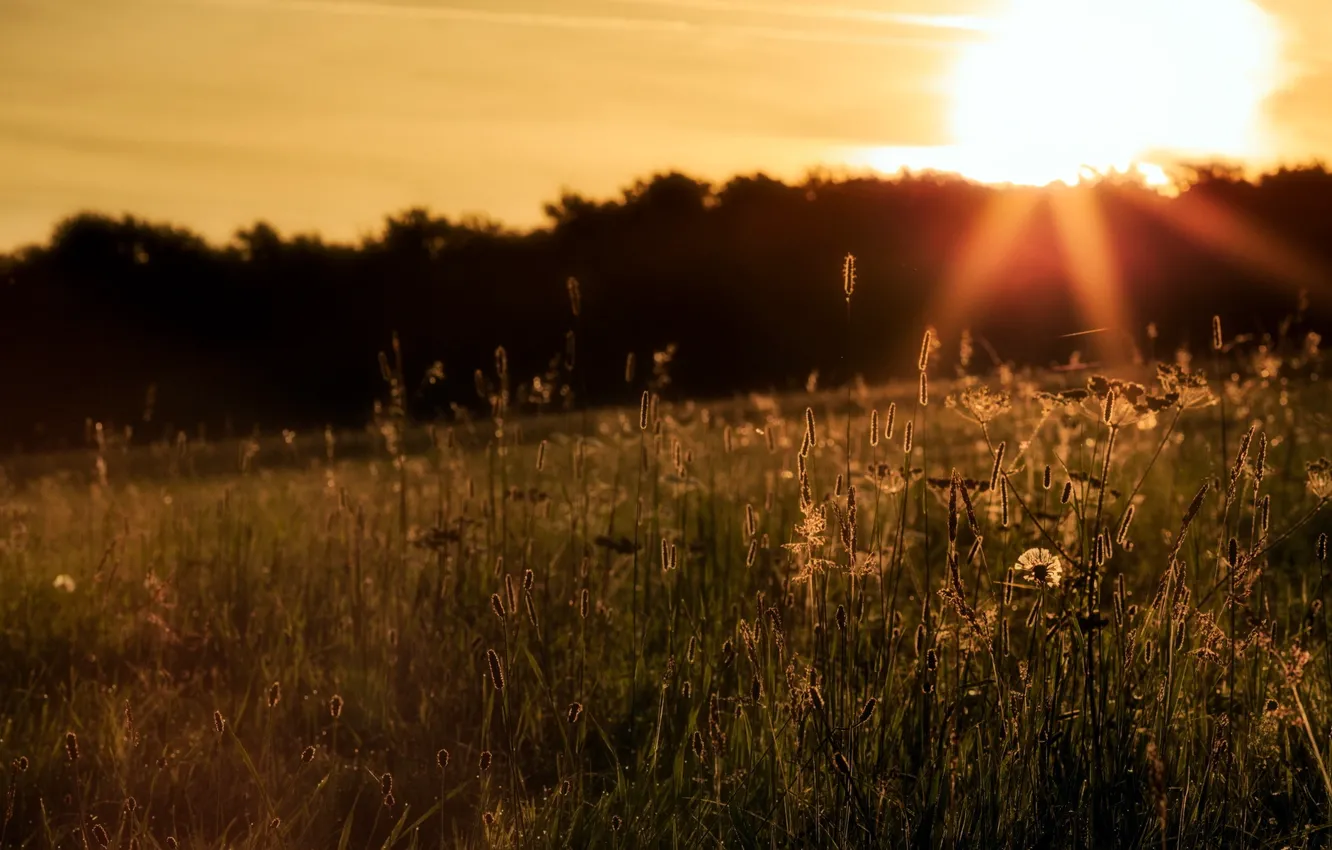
<box><xmin>948</xmin><ymin>0</ymin><xmax>1281</xmax><ymax>185</ymax></box>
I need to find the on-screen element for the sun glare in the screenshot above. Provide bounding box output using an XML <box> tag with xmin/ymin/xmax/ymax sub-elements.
<box><xmin>947</xmin><ymin>0</ymin><xmax>1281</xmax><ymax>186</ymax></box>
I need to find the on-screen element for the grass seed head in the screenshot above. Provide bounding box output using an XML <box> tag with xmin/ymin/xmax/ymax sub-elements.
<box><xmin>486</xmin><ymin>649</ymin><xmax>506</xmax><ymax>690</ymax></box>
<box><xmin>301</xmin><ymin>745</ymin><xmax>315</xmax><ymax>764</ymax></box>
<box><xmin>480</xmin><ymin>751</ymin><xmax>492</xmax><ymax>771</ymax></box>
<box><xmin>1117</xmin><ymin>505</ymin><xmax>1136</xmax><ymax>545</ymax></box>
<box><xmin>947</xmin><ymin>472</ymin><xmax>959</xmax><ymax>544</ymax></box>
<box><xmin>523</xmin><ymin>590</ymin><xmax>539</xmax><ymax>628</ymax></box>
<box><xmin>329</xmin><ymin>694</ymin><xmax>343</xmax><ymax>718</ymax></box>
<box><xmin>855</xmin><ymin>697</ymin><xmax>877</xmax><ymax>726</ymax></box>
<box><xmin>1254</xmin><ymin>431</ymin><xmax>1267</xmax><ymax>482</ymax></box>
<box><xmin>990</xmin><ymin>442</ymin><xmax>1006</xmax><ymax>491</ymax></box>
<box><xmin>64</xmin><ymin>732</ymin><xmax>79</xmax><ymax>762</ymax></box>
<box><xmin>566</xmin><ymin>276</ymin><xmax>581</xmax><ymax>317</ymax></box>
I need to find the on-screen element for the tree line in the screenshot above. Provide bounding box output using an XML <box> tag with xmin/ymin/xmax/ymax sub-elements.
<box><xmin>1</xmin><ymin>163</ymin><xmax>1329</xmax><ymax>451</ymax></box>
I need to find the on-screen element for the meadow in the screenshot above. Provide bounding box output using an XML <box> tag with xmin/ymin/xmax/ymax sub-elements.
<box><xmin>0</xmin><ymin>316</ymin><xmax>1330</xmax><ymax>849</ymax></box>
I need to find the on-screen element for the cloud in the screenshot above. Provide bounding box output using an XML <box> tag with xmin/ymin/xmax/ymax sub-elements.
<box><xmin>607</xmin><ymin>0</ymin><xmax>989</xmax><ymax>32</ymax></box>
<box><xmin>172</xmin><ymin>0</ymin><xmax>969</xmax><ymax>48</ymax></box>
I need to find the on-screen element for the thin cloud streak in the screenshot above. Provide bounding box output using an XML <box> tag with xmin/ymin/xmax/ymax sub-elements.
<box><xmin>608</xmin><ymin>0</ymin><xmax>990</xmax><ymax>32</ymax></box>
<box><xmin>174</xmin><ymin>0</ymin><xmax>965</xmax><ymax>47</ymax></box>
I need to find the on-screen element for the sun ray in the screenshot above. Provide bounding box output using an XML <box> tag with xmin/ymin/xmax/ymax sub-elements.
<box><xmin>932</xmin><ymin>188</ymin><xmax>1042</xmax><ymax>343</ymax></box>
<box><xmin>1125</xmin><ymin>185</ymin><xmax>1330</xmax><ymax>300</ymax></box>
<box><xmin>1049</xmin><ymin>185</ymin><xmax>1131</xmax><ymax>363</ymax></box>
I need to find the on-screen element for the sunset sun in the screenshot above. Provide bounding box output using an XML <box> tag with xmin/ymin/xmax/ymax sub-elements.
<box><xmin>949</xmin><ymin>0</ymin><xmax>1282</xmax><ymax>185</ymax></box>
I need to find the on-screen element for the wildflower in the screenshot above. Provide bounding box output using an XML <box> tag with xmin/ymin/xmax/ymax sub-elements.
<box><xmin>1156</xmin><ymin>364</ymin><xmax>1216</xmax><ymax>410</ymax></box>
<box><xmin>1014</xmin><ymin>548</ymin><xmax>1064</xmax><ymax>588</ymax></box>
<box><xmin>1308</xmin><ymin>458</ymin><xmax>1332</xmax><ymax>499</ymax></box>
<box><xmin>946</xmin><ymin>386</ymin><xmax>1012</xmax><ymax>424</ymax></box>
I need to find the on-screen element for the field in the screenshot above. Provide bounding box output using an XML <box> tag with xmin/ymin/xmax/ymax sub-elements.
<box><xmin>1</xmin><ymin>326</ymin><xmax>1330</xmax><ymax>849</ymax></box>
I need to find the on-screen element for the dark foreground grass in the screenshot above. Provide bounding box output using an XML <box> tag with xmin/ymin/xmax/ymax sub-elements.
<box><xmin>0</xmin><ymin>326</ymin><xmax>1330</xmax><ymax>848</ymax></box>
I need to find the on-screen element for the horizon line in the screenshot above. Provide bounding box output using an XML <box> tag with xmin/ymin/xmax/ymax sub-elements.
<box><xmin>4</xmin><ymin>156</ymin><xmax>1325</xmax><ymax>253</ymax></box>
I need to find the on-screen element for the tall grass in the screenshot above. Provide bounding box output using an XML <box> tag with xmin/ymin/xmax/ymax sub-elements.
<box><xmin>0</xmin><ymin>312</ymin><xmax>1328</xmax><ymax>848</ymax></box>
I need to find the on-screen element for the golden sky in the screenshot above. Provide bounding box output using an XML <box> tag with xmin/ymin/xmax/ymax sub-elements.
<box><xmin>1</xmin><ymin>0</ymin><xmax>1330</xmax><ymax>249</ymax></box>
